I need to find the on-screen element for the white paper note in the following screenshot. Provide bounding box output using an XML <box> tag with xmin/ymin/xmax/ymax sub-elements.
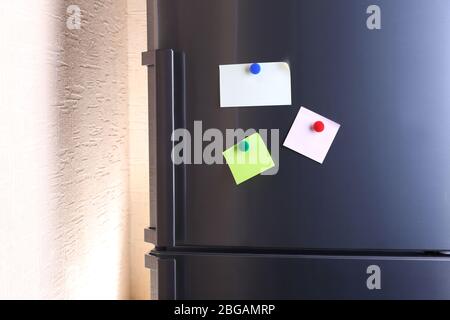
<box><xmin>283</xmin><ymin>107</ymin><xmax>341</xmax><ymax>164</ymax></box>
<box><xmin>219</xmin><ymin>62</ymin><xmax>292</xmax><ymax>107</ymax></box>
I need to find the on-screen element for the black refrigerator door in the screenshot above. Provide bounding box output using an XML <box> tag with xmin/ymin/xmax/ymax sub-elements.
<box><xmin>147</xmin><ymin>251</ymin><xmax>450</xmax><ymax>300</ymax></box>
<box><xmin>148</xmin><ymin>0</ymin><xmax>450</xmax><ymax>250</ymax></box>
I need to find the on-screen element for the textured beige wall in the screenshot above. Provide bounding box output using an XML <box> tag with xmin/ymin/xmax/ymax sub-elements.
<box><xmin>127</xmin><ymin>0</ymin><xmax>152</xmax><ymax>300</ymax></box>
<box><xmin>0</xmin><ymin>0</ymin><xmax>130</xmax><ymax>299</ymax></box>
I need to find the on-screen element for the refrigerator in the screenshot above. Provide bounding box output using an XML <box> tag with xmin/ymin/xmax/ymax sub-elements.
<box><xmin>142</xmin><ymin>0</ymin><xmax>450</xmax><ymax>299</ymax></box>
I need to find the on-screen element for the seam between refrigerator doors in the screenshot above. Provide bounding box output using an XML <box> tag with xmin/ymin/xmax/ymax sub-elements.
<box><xmin>150</xmin><ymin>251</ymin><xmax>450</xmax><ymax>261</ymax></box>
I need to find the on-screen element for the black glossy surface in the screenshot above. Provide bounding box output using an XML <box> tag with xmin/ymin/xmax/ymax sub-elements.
<box><xmin>156</xmin><ymin>0</ymin><xmax>450</xmax><ymax>250</ymax></box>
<box><xmin>152</xmin><ymin>251</ymin><xmax>450</xmax><ymax>299</ymax></box>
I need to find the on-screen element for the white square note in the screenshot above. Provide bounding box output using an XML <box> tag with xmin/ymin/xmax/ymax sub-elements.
<box><xmin>283</xmin><ymin>107</ymin><xmax>341</xmax><ymax>164</ymax></box>
<box><xmin>219</xmin><ymin>62</ymin><xmax>292</xmax><ymax>107</ymax></box>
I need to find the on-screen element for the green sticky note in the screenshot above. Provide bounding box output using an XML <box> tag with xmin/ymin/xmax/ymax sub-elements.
<box><xmin>223</xmin><ymin>133</ymin><xmax>275</xmax><ymax>185</ymax></box>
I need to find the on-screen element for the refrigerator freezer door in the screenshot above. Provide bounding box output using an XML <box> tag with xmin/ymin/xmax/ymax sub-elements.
<box><xmin>150</xmin><ymin>0</ymin><xmax>450</xmax><ymax>250</ymax></box>
<box><xmin>147</xmin><ymin>251</ymin><xmax>450</xmax><ymax>300</ymax></box>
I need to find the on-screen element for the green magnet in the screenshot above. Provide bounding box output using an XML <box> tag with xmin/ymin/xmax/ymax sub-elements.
<box><xmin>239</xmin><ymin>140</ymin><xmax>250</xmax><ymax>152</ymax></box>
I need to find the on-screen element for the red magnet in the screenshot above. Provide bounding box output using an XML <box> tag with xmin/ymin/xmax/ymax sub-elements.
<box><xmin>313</xmin><ymin>121</ymin><xmax>325</xmax><ymax>133</ymax></box>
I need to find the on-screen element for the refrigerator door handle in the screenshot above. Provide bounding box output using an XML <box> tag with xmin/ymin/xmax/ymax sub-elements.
<box><xmin>145</xmin><ymin>253</ymin><xmax>177</xmax><ymax>300</ymax></box>
<box><xmin>142</xmin><ymin>50</ymin><xmax>155</xmax><ymax>67</ymax></box>
<box><xmin>143</xmin><ymin>49</ymin><xmax>186</xmax><ymax>248</ymax></box>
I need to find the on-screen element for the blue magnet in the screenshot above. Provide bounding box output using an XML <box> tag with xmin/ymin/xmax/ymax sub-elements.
<box><xmin>249</xmin><ymin>63</ymin><xmax>261</xmax><ymax>75</ymax></box>
<box><xmin>239</xmin><ymin>140</ymin><xmax>250</xmax><ymax>152</ymax></box>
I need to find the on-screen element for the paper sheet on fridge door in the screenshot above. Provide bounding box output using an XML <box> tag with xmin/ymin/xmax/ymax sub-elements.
<box><xmin>219</xmin><ymin>62</ymin><xmax>292</xmax><ymax>107</ymax></box>
<box><xmin>283</xmin><ymin>107</ymin><xmax>341</xmax><ymax>164</ymax></box>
